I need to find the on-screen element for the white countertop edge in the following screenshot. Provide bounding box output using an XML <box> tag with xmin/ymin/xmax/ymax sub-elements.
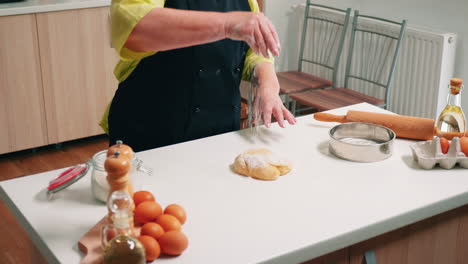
<box><xmin>263</xmin><ymin>192</ymin><xmax>468</xmax><ymax>264</ymax></box>
<box><xmin>2</xmin><ymin>103</ymin><xmax>467</xmax><ymax>263</ymax></box>
<box><xmin>0</xmin><ymin>0</ymin><xmax>110</xmax><ymax>17</ymax></box>
<box><xmin>0</xmin><ymin>186</ymin><xmax>60</xmax><ymax>264</ymax></box>
<box><xmin>4</xmin><ymin>183</ymin><xmax>466</xmax><ymax>264</ymax></box>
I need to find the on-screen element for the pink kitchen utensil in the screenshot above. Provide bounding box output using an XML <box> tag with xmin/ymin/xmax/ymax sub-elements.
<box><xmin>47</xmin><ymin>163</ymin><xmax>89</xmax><ymax>200</ymax></box>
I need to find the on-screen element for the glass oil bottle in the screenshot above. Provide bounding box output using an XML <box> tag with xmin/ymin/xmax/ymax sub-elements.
<box><xmin>102</xmin><ymin>190</ymin><xmax>145</xmax><ymax>264</ymax></box>
<box><xmin>437</xmin><ymin>78</ymin><xmax>466</xmax><ymax>133</ymax></box>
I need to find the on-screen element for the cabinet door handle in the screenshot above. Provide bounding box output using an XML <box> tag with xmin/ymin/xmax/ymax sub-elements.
<box><xmin>364</xmin><ymin>250</ymin><xmax>377</xmax><ymax>264</ymax></box>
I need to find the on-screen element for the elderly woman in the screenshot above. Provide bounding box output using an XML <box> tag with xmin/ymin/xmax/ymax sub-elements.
<box><xmin>103</xmin><ymin>0</ymin><xmax>296</xmax><ymax>151</ymax></box>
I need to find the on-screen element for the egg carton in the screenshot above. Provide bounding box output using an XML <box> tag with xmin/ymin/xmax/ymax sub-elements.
<box><xmin>410</xmin><ymin>137</ymin><xmax>468</xmax><ymax>169</ymax></box>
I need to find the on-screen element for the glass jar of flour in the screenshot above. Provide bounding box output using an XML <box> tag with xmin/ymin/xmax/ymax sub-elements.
<box><xmin>90</xmin><ymin>150</ymin><xmax>152</xmax><ymax>203</ymax></box>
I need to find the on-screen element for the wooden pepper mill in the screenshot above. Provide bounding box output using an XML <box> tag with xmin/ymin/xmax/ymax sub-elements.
<box><xmin>106</xmin><ymin>140</ymin><xmax>135</xmax><ymax>196</ymax></box>
<box><xmin>105</xmin><ymin>151</ymin><xmax>133</xmax><ymax>200</ymax></box>
<box><xmin>107</xmin><ymin>140</ymin><xmax>134</xmax><ymax>161</ymax></box>
<box><xmin>104</xmin><ymin>150</ymin><xmax>135</xmax><ymax>228</ymax></box>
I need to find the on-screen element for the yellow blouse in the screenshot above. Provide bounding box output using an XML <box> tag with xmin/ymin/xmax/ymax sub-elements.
<box><xmin>110</xmin><ymin>0</ymin><xmax>273</xmax><ymax>83</ymax></box>
<box><xmin>101</xmin><ymin>0</ymin><xmax>273</xmax><ymax>133</ymax></box>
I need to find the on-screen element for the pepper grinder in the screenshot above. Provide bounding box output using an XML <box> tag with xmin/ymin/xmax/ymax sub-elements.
<box><xmin>104</xmin><ymin>151</ymin><xmax>135</xmax><ymax>225</ymax></box>
<box><xmin>107</xmin><ymin>140</ymin><xmax>134</xmax><ymax>161</ymax></box>
<box><xmin>106</xmin><ymin>140</ymin><xmax>135</xmax><ymax>196</ymax></box>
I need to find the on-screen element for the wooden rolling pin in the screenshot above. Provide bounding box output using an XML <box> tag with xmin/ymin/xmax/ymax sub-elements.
<box><xmin>314</xmin><ymin>110</ymin><xmax>467</xmax><ymax>140</ymax></box>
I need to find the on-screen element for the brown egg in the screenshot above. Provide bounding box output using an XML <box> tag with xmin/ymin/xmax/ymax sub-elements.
<box><xmin>440</xmin><ymin>138</ymin><xmax>450</xmax><ymax>154</ymax></box>
<box><xmin>156</xmin><ymin>214</ymin><xmax>181</xmax><ymax>232</ymax></box>
<box><xmin>134</xmin><ymin>201</ymin><xmax>163</xmax><ymax>224</ymax></box>
<box><xmin>158</xmin><ymin>231</ymin><xmax>189</xmax><ymax>256</ymax></box>
<box><xmin>164</xmin><ymin>204</ymin><xmax>187</xmax><ymax>225</ymax></box>
<box><xmin>141</xmin><ymin>222</ymin><xmax>165</xmax><ymax>240</ymax></box>
<box><xmin>460</xmin><ymin>137</ymin><xmax>468</xmax><ymax>156</ymax></box>
<box><xmin>133</xmin><ymin>191</ymin><xmax>155</xmax><ymax>207</ymax></box>
<box><xmin>138</xmin><ymin>235</ymin><xmax>160</xmax><ymax>261</ymax></box>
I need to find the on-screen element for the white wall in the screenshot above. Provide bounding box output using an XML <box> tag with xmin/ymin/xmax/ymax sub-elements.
<box><xmin>265</xmin><ymin>0</ymin><xmax>468</xmax><ymax>112</ymax></box>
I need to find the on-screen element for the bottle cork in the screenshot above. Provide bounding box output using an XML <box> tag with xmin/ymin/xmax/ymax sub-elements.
<box><xmin>450</xmin><ymin>78</ymin><xmax>463</xmax><ymax>95</ymax></box>
<box><xmin>450</xmin><ymin>78</ymin><xmax>462</xmax><ymax>87</ymax></box>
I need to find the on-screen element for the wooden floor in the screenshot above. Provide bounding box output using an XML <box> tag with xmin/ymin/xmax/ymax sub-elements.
<box><xmin>0</xmin><ymin>135</ymin><xmax>109</xmax><ymax>264</ymax></box>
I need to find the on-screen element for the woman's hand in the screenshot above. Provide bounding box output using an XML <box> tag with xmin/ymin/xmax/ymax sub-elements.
<box><xmin>224</xmin><ymin>12</ymin><xmax>280</xmax><ymax>57</ymax></box>
<box><xmin>254</xmin><ymin>88</ymin><xmax>296</xmax><ymax>128</ymax></box>
<box><xmin>253</xmin><ymin>62</ymin><xmax>296</xmax><ymax>128</ymax></box>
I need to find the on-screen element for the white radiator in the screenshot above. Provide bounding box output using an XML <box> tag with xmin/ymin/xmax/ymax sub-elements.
<box><xmin>386</xmin><ymin>26</ymin><xmax>456</xmax><ymax>119</ymax></box>
<box><xmin>288</xmin><ymin>5</ymin><xmax>457</xmax><ymax>119</ymax></box>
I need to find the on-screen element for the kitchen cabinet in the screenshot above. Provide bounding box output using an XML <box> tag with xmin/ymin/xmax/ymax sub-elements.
<box><xmin>349</xmin><ymin>227</ymin><xmax>408</xmax><ymax>264</ymax></box>
<box><xmin>348</xmin><ymin>205</ymin><xmax>468</xmax><ymax>264</ymax></box>
<box><xmin>303</xmin><ymin>248</ymin><xmax>349</xmax><ymax>264</ymax></box>
<box><xmin>301</xmin><ymin>204</ymin><xmax>468</xmax><ymax>264</ymax></box>
<box><xmin>0</xmin><ymin>7</ymin><xmax>117</xmax><ymax>154</ymax></box>
<box><xmin>0</xmin><ymin>14</ymin><xmax>48</xmax><ymax>154</ymax></box>
<box><xmin>405</xmin><ymin>207</ymin><xmax>465</xmax><ymax>264</ymax></box>
<box><xmin>36</xmin><ymin>7</ymin><xmax>118</xmax><ymax>144</ymax></box>
<box><xmin>456</xmin><ymin>208</ymin><xmax>468</xmax><ymax>262</ymax></box>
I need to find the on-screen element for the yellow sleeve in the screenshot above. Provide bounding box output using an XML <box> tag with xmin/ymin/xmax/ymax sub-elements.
<box><xmin>110</xmin><ymin>0</ymin><xmax>165</xmax><ymax>61</ymax></box>
<box><xmin>242</xmin><ymin>0</ymin><xmax>275</xmax><ymax>81</ymax></box>
<box><xmin>99</xmin><ymin>103</ymin><xmax>111</xmax><ymax>135</ymax></box>
<box><xmin>102</xmin><ymin>0</ymin><xmax>166</xmax><ymax>134</ymax></box>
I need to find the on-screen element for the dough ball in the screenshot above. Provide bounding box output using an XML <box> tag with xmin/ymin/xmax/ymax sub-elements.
<box><xmin>233</xmin><ymin>148</ymin><xmax>292</xmax><ymax>181</ymax></box>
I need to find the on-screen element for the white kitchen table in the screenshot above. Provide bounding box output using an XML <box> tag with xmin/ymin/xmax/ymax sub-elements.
<box><xmin>1</xmin><ymin>103</ymin><xmax>468</xmax><ymax>264</ymax></box>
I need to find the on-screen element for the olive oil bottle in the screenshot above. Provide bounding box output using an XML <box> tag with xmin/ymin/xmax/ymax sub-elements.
<box><xmin>437</xmin><ymin>78</ymin><xmax>466</xmax><ymax>133</ymax></box>
<box><xmin>102</xmin><ymin>191</ymin><xmax>145</xmax><ymax>264</ymax></box>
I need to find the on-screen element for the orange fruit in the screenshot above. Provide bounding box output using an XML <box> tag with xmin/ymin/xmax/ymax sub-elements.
<box><xmin>460</xmin><ymin>137</ymin><xmax>468</xmax><ymax>156</ymax></box>
<box><xmin>164</xmin><ymin>204</ymin><xmax>187</xmax><ymax>225</ymax></box>
<box><xmin>135</xmin><ymin>201</ymin><xmax>163</xmax><ymax>224</ymax></box>
<box><xmin>141</xmin><ymin>222</ymin><xmax>165</xmax><ymax>240</ymax></box>
<box><xmin>156</xmin><ymin>214</ymin><xmax>181</xmax><ymax>232</ymax></box>
<box><xmin>440</xmin><ymin>138</ymin><xmax>450</xmax><ymax>154</ymax></box>
<box><xmin>133</xmin><ymin>191</ymin><xmax>155</xmax><ymax>207</ymax></box>
<box><xmin>138</xmin><ymin>235</ymin><xmax>161</xmax><ymax>261</ymax></box>
<box><xmin>158</xmin><ymin>231</ymin><xmax>189</xmax><ymax>256</ymax></box>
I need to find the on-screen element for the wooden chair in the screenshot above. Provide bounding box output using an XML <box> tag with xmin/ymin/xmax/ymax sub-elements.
<box><xmin>278</xmin><ymin>2</ymin><xmax>351</xmax><ymax>111</ymax></box>
<box><xmin>289</xmin><ymin>10</ymin><xmax>407</xmax><ymax>112</ymax></box>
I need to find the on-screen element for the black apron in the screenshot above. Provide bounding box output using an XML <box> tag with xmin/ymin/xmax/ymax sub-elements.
<box><xmin>108</xmin><ymin>0</ymin><xmax>251</xmax><ymax>152</ymax></box>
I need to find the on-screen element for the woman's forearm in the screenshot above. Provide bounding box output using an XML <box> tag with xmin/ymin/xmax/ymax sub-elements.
<box><xmin>253</xmin><ymin>61</ymin><xmax>296</xmax><ymax>128</ymax></box>
<box><xmin>125</xmin><ymin>8</ymin><xmax>227</xmax><ymax>52</ymax></box>
<box><xmin>124</xmin><ymin>8</ymin><xmax>280</xmax><ymax>57</ymax></box>
<box><xmin>255</xmin><ymin>61</ymin><xmax>280</xmax><ymax>95</ymax></box>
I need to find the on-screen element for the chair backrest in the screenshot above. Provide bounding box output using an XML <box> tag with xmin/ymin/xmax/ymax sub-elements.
<box><xmin>298</xmin><ymin>1</ymin><xmax>351</xmax><ymax>86</ymax></box>
<box><xmin>344</xmin><ymin>10</ymin><xmax>407</xmax><ymax>108</ymax></box>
